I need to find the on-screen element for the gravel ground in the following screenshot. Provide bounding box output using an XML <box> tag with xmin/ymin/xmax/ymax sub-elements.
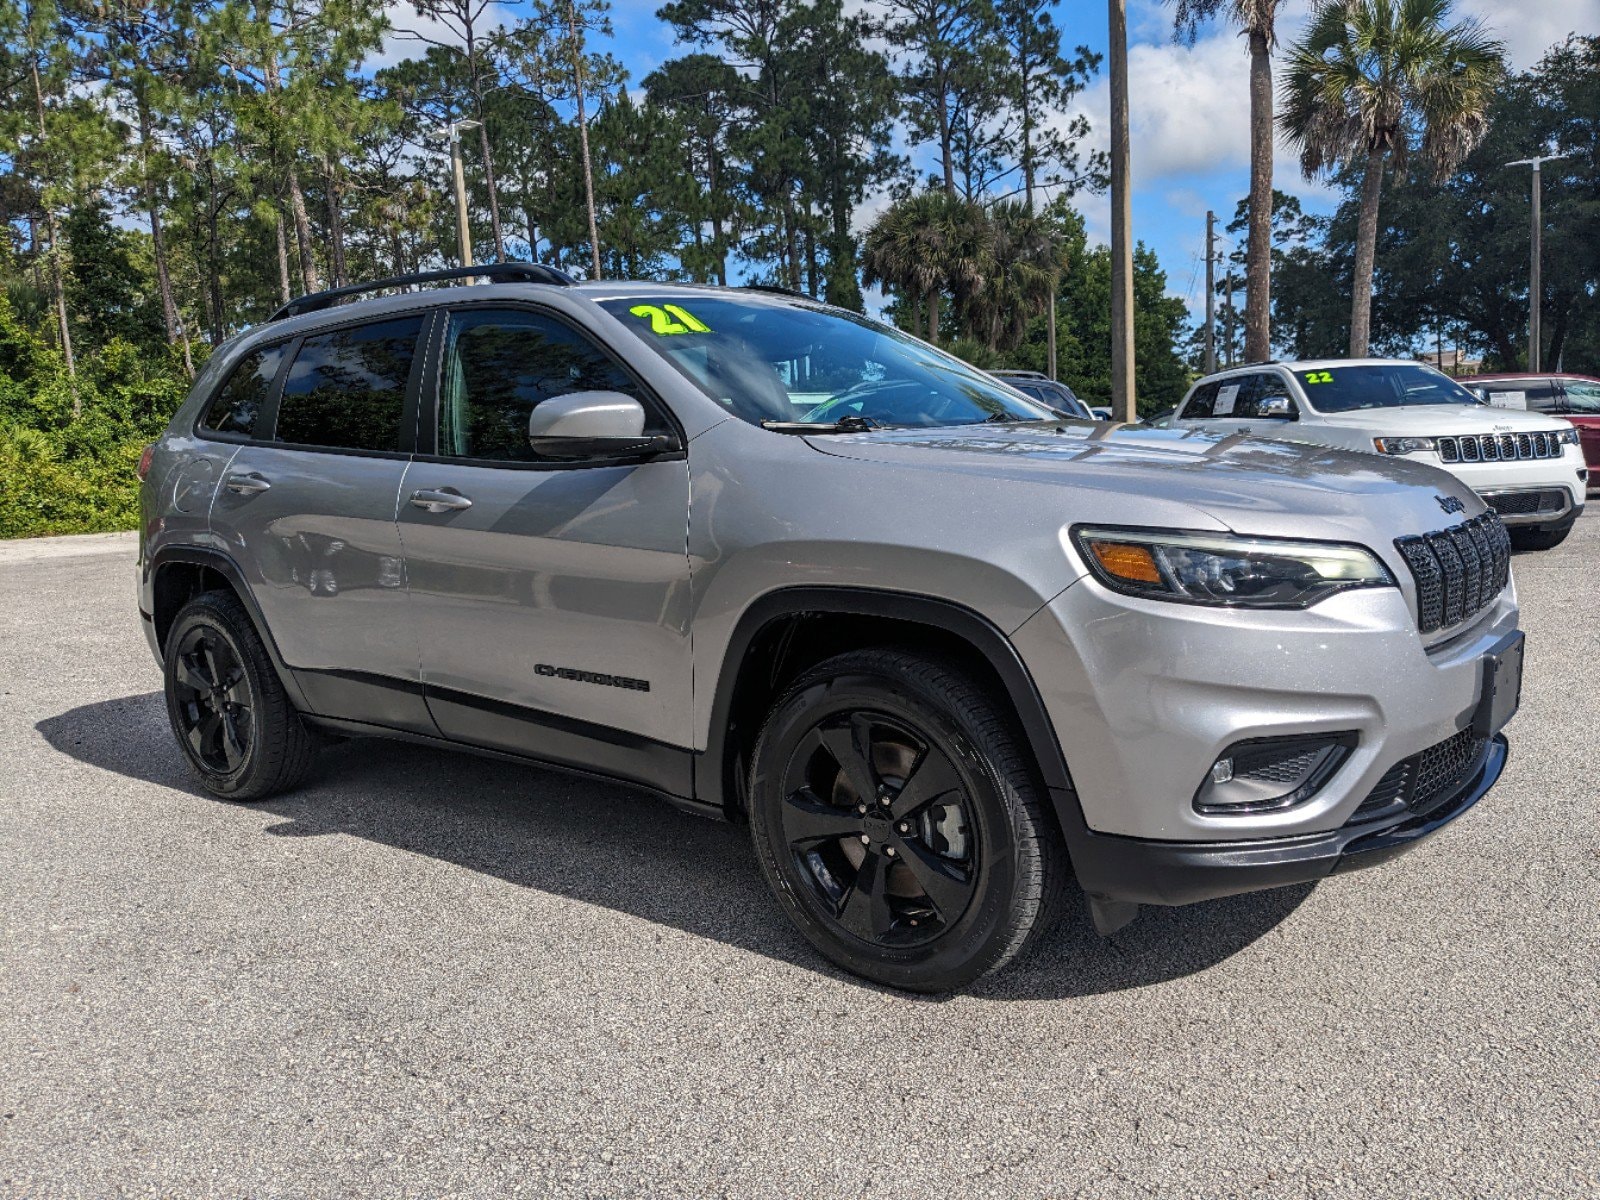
<box><xmin>1</xmin><ymin>515</ymin><xmax>1596</xmax><ymax>1199</ymax></box>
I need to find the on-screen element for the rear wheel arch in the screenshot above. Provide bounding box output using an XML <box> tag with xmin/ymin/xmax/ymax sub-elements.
<box><xmin>148</xmin><ymin>547</ymin><xmax>313</xmax><ymax>714</ymax></box>
<box><xmin>702</xmin><ymin>588</ymin><xmax>1077</xmax><ymax>822</ymax></box>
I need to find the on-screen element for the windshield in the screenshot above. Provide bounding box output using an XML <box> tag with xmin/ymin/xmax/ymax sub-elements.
<box><xmin>598</xmin><ymin>294</ymin><xmax>1057</xmax><ymax>429</ymax></box>
<box><xmin>1563</xmin><ymin>382</ymin><xmax>1600</xmax><ymax>414</ymax></box>
<box><xmin>1296</xmin><ymin>364</ymin><xmax>1483</xmax><ymax>413</ymax></box>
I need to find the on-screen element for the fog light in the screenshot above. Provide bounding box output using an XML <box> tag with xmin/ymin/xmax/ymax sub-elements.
<box><xmin>1194</xmin><ymin>733</ymin><xmax>1357</xmax><ymax>815</ymax></box>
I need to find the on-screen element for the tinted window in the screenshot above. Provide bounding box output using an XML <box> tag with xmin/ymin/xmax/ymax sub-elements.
<box><xmin>201</xmin><ymin>345</ymin><xmax>285</xmax><ymax>437</ymax></box>
<box><xmin>1526</xmin><ymin>383</ymin><xmax>1560</xmax><ymax>413</ymax></box>
<box><xmin>274</xmin><ymin>316</ymin><xmax>423</xmax><ymax>452</ymax></box>
<box><xmin>1236</xmin><ymin>373</ymin><xmax>1294</xmax><ymax>419</ymax></box>
<box><xmin>1181</xmin><ymin>381</ymin><xmax>1222</xmax><ymax>419</ymax></box>
<box><xmin>1030</xmin><ymin>380</ymin><xmax>1091</xmax><ymax>418</ymax></box>
<box><xmin>436</xmin><ymin>309</ymin><xmax>665</xmax><ymax>463</ymax></box>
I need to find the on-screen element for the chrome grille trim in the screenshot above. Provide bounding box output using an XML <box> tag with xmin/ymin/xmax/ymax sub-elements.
<box><xmin>1394</xmin><ymin>512</ymin><xmax>1511</xmax><ymax>633</ymax></box>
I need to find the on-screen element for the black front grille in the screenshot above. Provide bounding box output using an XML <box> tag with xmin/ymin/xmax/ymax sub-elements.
<box><xmin>1437</xmin><ymin>432</ymin><xmax>1562</xmax><ymax>463</ymax></box>
<box><xmin>1395</xmin><ymin>512</ymin><xmax>1511</xmax><ymax>633</ymax></box>
<box><xmin>1485</xmin><ymin>489</ymin><xmax>1566</xmax><ymax>517</ymax></box>
<box><xmin>1350</xmin><ymin>728</ymin><xmax>1489</xmax><ymax>823</ymax></box>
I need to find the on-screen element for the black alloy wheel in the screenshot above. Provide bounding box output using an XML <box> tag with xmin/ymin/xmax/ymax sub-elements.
<box><xmin>163</xmin><ymin>590</ymin><xmax>317</xmax><ymax>800</ymax></box>
<box><xmin>171</xmin><ymin>625</ymin><xmax>254</xmax><ymax>775</ymax></box>
<box><xmin>749</xmin><ymin>648</ymin><xmax>1065</xmax><ymax>992</ymax></box>
<box><xmin>779</xmin><ymin>711</ymin><xmax>978</xmax><ymax>947</ymax></box>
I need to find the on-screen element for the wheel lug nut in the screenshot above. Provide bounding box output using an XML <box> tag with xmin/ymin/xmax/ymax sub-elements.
<box><xmin>860</xmin><ymin>834</ymin><xmax>871</xmax><ymax>845</ymax></box>
<box><xmin>897</xmin><ymin>822</ymin><xmax>910</xmax><ymax>833</ymax></box>
<box><xmin>885</xmin><ymin>847</ymin><xmax>896</xmax><ymax>857</ymax></box>
<box><xmin>857</xmin><ymin>805</ymin><xmax>867</xmax><ymax>815</ymax></box>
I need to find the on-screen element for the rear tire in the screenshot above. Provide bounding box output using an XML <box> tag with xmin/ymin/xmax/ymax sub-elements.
<box><xmin>1509</xmin><ymin>524</ymin><xmax>1571</xmax><ymax>552</ymax></box>
<box><xmin>163</xmin><ymin>591</ymin><xmax>316</xmax><ymax>801</ymax></box>
<box><xmin>747</xmin><ymin>648</ymin><xmax>1065</xmax><ymax>992</ymax></box>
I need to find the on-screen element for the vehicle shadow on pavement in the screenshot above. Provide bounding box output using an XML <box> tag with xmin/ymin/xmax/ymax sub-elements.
<box><xmin>36</xmin><ymin>693</ymin><xmax>1313</xmax><ymax>1001</ymax></box>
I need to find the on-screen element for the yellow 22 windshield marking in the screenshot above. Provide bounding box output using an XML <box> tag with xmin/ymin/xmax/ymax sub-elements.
<box><xmin>1304</xmin><ymin>370</ymin><xmax>1335</xmax><ymax>384</ymax></box>
<box><xmin>629</xmin><ymin>304</ymin><xmax>711</xmax><ymax>335</ymax></box>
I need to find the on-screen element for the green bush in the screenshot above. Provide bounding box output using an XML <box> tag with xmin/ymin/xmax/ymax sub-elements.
<box><xmin>0</xmin><ymin>434</ymin><xmax>144</xmax><ymax>538</ymax></box>
<box><xmin>0</xmin><ymin>295</ymin><xmax>192</xmax><ymax>539</ymax></box>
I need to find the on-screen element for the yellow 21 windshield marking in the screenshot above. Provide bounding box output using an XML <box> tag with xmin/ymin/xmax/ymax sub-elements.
<box><xmin>629</xmin><ymin>304</ymin><xmax>711</xmax><ymax>335</ymax></box>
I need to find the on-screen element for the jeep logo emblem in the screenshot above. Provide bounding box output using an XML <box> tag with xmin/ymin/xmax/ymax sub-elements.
<box><xmin>1436</xmin><ymin>495</ymin><xmax>1466</xmax><ymax>515</ymax></box>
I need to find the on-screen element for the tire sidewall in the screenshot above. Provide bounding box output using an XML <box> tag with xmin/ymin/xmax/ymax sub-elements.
<box><xmin>749</xmin><ymin>666</ymin><xmax>1027</xmax><ymax>991</ymax></box>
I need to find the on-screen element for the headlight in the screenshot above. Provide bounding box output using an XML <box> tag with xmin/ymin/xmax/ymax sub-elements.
<box><xmin>1556</xmin><ymin>426</ymin><xmax>1580</xmax><ymax>446</ymax></box>
<box><xmin>1373</xmin><ymin>436</ymin><xmax>1437</xmax><ymax>455</ymax></box>
<box><xmin>1074</xmin><ymin>527</ymin><xmax>1396</xmax><ymax>609</ymax></box>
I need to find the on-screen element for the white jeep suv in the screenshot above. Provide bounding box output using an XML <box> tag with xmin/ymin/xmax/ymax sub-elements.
<box><xmin>1172</xmin><ymin>359</ymin><xmax>1586</xmax><ymax>550</ymax></box>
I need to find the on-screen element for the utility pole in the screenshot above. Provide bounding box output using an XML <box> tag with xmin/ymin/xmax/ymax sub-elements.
<box><xmin>1507</xmin><ymin>152</ymin><xmax>1567</xmax><ymax>372</ymax></box>
<box><xmin>445</xmin><ymin>119</ymin><xmax>482</xmax><ymax>271</ymax></box>
<box><xmin>1204</xmin><ymin>210</ymin><xmax>1217</xmax><ymax>375</ymax></box>
<box><xmin>1108</xmin><ymin>0</ymin><xmax>1136</xmax><ymax>422</ymax></box>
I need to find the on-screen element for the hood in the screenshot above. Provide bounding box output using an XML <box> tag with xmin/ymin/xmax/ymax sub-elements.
<box><xmin>1312</xmin><ymin>403</ymin><xmax>1570</xmax><ymax>434</ymax></box>
<box><xmin>804</xmin><ymin>421</ymin><xmax>1483</xmax><ymax>544</ymax></box>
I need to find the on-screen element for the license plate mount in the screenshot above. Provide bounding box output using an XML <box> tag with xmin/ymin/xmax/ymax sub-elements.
<box><xmin>1472</xmin><ymin>631</ymin><xmax>1525</xmax><ymax>738</ymax></box>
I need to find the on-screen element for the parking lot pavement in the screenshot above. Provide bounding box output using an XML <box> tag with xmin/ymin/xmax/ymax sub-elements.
<box><xmin>2</xmin><ymin>517</ymin><xmax>1597</xmax><ymax>1200</ymax></box>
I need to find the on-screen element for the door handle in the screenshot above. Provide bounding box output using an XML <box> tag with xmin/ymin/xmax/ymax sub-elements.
<box><xmin>224</xmin><ymin>472</ymin><xmax>272</xmax><ymax>495</ymax></box>
<box><xmin>409</xmin><ymin>488</ymin><xmax>473</xmax><ymax>514</ymax></box>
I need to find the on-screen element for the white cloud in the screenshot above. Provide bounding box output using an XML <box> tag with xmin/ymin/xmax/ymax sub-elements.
<box><xmin>1454</xmin><ymin>0</ymin><xmax>1600</xmax><ymax>69</ymax></box>
<box><xmin>367</xmin><ymin>1</ymin><xmax>525</xmax><ymax>72</ymax></box>
<box><xmin>1068</xmin><ymin>33</ymin><xmax>1255</xmax><ymax>181</ymax></box>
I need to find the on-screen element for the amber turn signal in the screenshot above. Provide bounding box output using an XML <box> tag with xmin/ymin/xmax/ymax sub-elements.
<box><xmin>1087</xmin><ymin>540</ymin><xmax>1163</xmax><ymax>585</ymax></box>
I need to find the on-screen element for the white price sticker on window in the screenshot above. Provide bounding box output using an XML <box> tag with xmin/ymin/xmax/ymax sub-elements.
<box><xmin>1487</xmin><ymin>390</ymin><xmax>1527</xmax><ymax>410</ymax></box>
<box><xmin>1214</xmin><ymin>384</ymin><xmax>1240</xmax><ymax>416</ymax></box>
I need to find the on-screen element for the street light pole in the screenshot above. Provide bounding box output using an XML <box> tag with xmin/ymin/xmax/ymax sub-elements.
<box><xmin>1108</xmin><ymin>0</ymin><xmax>1136</xmax><ymax>422</ymax></box>
<box><xmin>445</xmin><ymin>119</ymin><xmax>482</xmax><ymax>272</ymax></box>
<box><xmin>1507</xmin><ymin>152</ymin><xmax>1567</xmax><ymax>372</ymax></box>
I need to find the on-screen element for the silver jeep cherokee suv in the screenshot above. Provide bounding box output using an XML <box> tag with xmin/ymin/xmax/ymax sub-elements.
<box><xmin>138</xmin><ymin>265</ymin><xmax>1524</xmax><ymax>992</ymax></box>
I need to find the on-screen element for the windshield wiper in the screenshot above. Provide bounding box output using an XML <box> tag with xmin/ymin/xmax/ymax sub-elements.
<box><xmin>761</xmin><ymin>415</ymin><xmax>880</xmax><ymax>435</ymax></box>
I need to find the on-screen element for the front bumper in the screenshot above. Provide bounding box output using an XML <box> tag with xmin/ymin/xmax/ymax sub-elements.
<box><xmin>1476</xmin><ymin>486</ymin><xmax>1580</xmax><ymax>529</ymax></box>
<box><xmin>1419</xmin><ymin>449</ymin><xmax>1587</xmax><ymax>526</ymax></box>
<box><xmin>1012</xmin><ymin>575</ymin><xmax>1518</xmax><ymax>843</ymax></box>
<box><xmin>1063</xmin><ymin>736</ymin><xmax>1506</xmax><ymax>906</ymax></box>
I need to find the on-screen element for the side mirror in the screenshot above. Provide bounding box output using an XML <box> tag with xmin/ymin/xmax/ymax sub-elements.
<box><xmin>527</xmin><ymin>391</ymin><xmax>679</xmax><ymax>461</ymax></box>
<box><xmin>1259</xmin><ymin>396</ymin><xmax>1296</xmax><ymax>420</ymax></box>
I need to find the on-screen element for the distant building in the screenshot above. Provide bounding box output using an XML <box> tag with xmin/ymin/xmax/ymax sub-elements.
<box><xmin>1418</xmin><ymin>348</ymin><xmax>1483</xmax><ymax>377</ymax></box>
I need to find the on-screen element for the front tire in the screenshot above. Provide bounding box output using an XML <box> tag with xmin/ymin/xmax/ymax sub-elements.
<box><xmin>163</xmin><ymin>590</ymin><xmax>316</xmax><ymax>800</ymax></box>
<box><xmin>747</xmin><ymin>649</ymin><xmax>1065</xmax><ymax>992</ymax></box>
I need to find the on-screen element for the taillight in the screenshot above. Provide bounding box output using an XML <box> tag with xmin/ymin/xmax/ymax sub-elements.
<box><xmin>136</xmin><ymin>444</ymin><xmax>156</xmax><ymax>481</ymax></box>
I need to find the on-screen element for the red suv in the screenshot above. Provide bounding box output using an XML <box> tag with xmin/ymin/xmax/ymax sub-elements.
<box><xmin>1458</xmin><ymin>373</ymin><xmax>1599</xmax><ymax>491</ymax></box>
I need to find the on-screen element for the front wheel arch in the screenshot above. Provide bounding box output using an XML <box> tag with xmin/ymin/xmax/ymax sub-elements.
<box><xmin>703</xmin><ymin>588</ymin><xmax>1078</xmax><ymax>820</ymax></box>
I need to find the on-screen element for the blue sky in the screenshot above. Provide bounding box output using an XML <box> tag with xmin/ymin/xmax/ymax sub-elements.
<box><xmin>385</xmin><ymin>0</ymin><xmax>1598</xmax><ymax>322</ymax></box>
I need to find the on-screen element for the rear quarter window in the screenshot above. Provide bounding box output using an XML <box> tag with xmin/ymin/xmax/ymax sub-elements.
<box><xmin>200</xmin><ymin>345</ymin><xmax>287</xmax><ymax>438</ymax></box>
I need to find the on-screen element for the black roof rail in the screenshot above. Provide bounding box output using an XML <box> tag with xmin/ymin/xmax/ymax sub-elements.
<box><xmin>269</xmin><ymin>263</ymin><xmax>578</xmax><ymax>321</ymax></box>
<box><xmin>738</xmin><ymin>283</ymin><xmax>813</xmax><ymax>300</ymax></box>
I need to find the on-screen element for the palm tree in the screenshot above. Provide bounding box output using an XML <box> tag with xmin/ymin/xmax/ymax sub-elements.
<box><xmin>863</xmin><ymin>191</ymin><xmax>992</xmax><ymax>344</ymax></box>
<box><xmin>1281</xmin><ymin>0</ymin><xmax>1504</xmax><ymax>356</ymax></box>
<box><xmin>1167</xmin><ymin>0</ymin><xmax>1289</xmax><ymax>365</ymax></box>
<box><xmin>973</xmin><ymin>200</ymin><xmax>1066</xmax><ymax>351</ymax></box>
